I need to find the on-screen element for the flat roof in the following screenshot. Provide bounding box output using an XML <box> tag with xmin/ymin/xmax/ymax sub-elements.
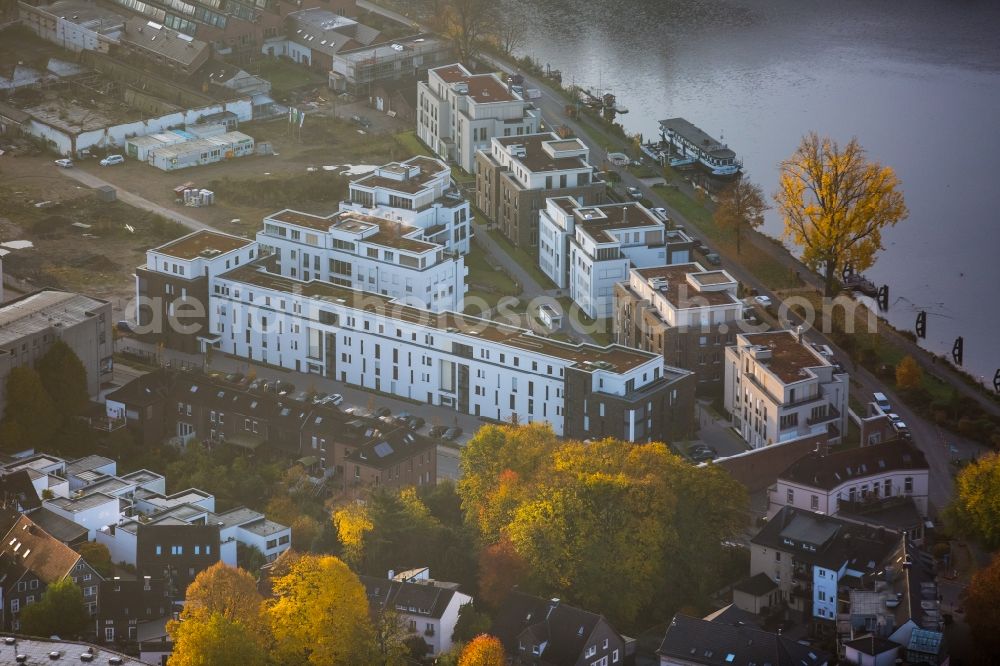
<box><xmin>633</xmin><ymin>264</ymin><xmax>739</xmax><ymax>308</ymax></box>
<box><xmin>269</xmin><ymin>210</ymin><xmax>438</xmax><ymax>254</ymax></box>
<box><xmin>152</xmin><ymin>230</ymin><xmax>253</xmax><ymax>261</ymax></box>
<box><xmin>740</xmin><ymin>330</ymin><xmax>831</xmax><ymax>383</ymax></box>
<box><xmin>494</xmin><ymin>133</ymin><xmax>589</xmax><ymax>174</ymax></box>
<box><xmin>220</xmin><ymin>262</ymin><xmax>661</xmax><ymax>374</ymax></box>
<box><xmin>46</xmin><ymin>492</ymin><xmax>118</xmax><ymax>512</ymax></box>
<box><xmin>0</xmin><ymin>290</ymin><xmax>107</xmax><ymax>347</ymax></box>
<box><xmin>32</xmin><ymin>0</ymin><xmax>125</xmax><ymax>35</ymax></box>
<box><xmin>351</xmin><ymin>155</ymin><xmax>449</xmax><ymax>194</ymax></box>
<box><xmin>576</xmin><ymin>203</ymin><xmax>662</xmax><ymax>243</ymax></box>
<box><xmin>430</xmin><ymin>64</ymin><xmax>517</xmax><ymax>103</ymax></box>
<box><xmin>66</xmin><ymin>454</ymin><xmax>114</xmax><ymax>477</ymax></box>
<box><xmin>150</xmin><ymin>131</ymin><xmax>252</xmax><ymax>159</ymax></box>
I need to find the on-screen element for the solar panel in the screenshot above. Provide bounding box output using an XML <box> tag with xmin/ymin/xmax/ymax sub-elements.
<box><xmin>374</xmin><ymin>442</ymin><xmax>393</xmax><ymax>458</ymax></box>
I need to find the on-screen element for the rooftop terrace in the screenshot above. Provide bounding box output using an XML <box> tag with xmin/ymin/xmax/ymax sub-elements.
<box><xmin>741</xmin><ymin>330</ymin><xmax>832</xmax><ymax>384</ymax></box>
<box><xmin>153</xmin><ymin>230</ymin><xmax>253</xmax><ymax>261</ymax></box>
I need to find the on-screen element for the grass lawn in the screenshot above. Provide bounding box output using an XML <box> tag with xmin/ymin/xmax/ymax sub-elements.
<box><xmin>393</xmin><ymin>130</ymin><xmax>433</xmax><ymax>158</ymax></box>
<box><xmin>483</xmin><ymin>227</ymin><xmax>557</xmax><ymax>290</ymax></box>
<box><xmin>628</xmin><ymin>163</ymin><xmax>661</xmax><ymax>179</ymax></box>
<box><xmin>254</xmin><ymin>59</ymin><xmax>327</xmax><ymax>95</ymax></box>
<box><xmin>466</xmin><ymin>246</ymin><xmax>518</xmax><ymax>294</ymax></box>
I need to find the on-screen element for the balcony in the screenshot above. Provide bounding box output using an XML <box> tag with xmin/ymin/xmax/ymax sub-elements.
<box><xmin>424</xmin><ymin>627</ymin><xmax>435</xmax><ymax>637</ymax></box>
<box><xmin>807</xmin><ymin>404</ymin><xmax>840</xmax><ymax>426</ymax></box>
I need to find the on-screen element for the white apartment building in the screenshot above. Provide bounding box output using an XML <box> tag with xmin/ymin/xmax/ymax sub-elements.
<box><xmin>142</xmin><ymin>230</ymin><xmax>696</xmax><ymax>442</ymax></box>
<box><xmin>257</xmin><ymin>208</ymin><xmax>467</xmax><ymax>312</ymax></box>
<box><xmin>339</xmin><ymin>155</ymin><xmax>472</xmax><ymax>255</ymax></box>
<box><xmin>538</xmin><ymin>197</ymin><xmax>694</xmax><ymax>319</ymax></box>
<box><xmin>614</xmin><ymin>263</ymin><xmax>744</xmax><ymax>387</ymax></box>
<box><xmin>724</xmin><ymin>330</ymin><xmax>849</xmax><ymax>448</ymax></box>
<box><xmin>770</xmin><ymin>440</ymin><xmax>930</xmax><ymax>520</ymax></box>
<box><xmin>417</xmin><ymin>63</ymin><xmax>540</xmax><ymax>173</ymax></box>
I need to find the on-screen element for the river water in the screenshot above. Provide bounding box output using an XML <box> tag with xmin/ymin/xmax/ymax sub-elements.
<box><xmin>511</xmin><ymin>0</ymin><xmax>1000</xmax><ymax>385</ymax></box>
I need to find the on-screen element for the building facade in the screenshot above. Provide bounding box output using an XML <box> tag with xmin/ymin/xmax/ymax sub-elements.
<box><xmin>538</xmin><ymin>197</ymin><xmax>694</xmax><ymax>319</ymax></box>
<box><xmin>724</xmin><ymin>330</ymin><xmax>850</xmax><ymax>448</ymax></box>
<box><xmin>614</xmin><ymin>263</ymin><xmax>744</xmax><ymax>390</ymax></box>
<box><xmin>18</xmin><ymin>0</ymin><xmax>125</xmax><ymax>53</ymax></box>
<box><xmin>475</xmin><ymin>133</ymin><xmax>605</xmax><ymax>249</ymax></box>
<box><xmin>417</xmin><ymin>63</ymin><xmax>539</xmax><ymax>173</ymax></box>
<box><xmin>329</xmin><ymin>34</ymin><xmax>451</xmax><ymax>94</ymax></box>
<box><xmin>141</xmin><ymin>230</ymin><xmax>695</xmax><ymax>442</ymax></box>
<box><xmin>257</xmin><ymin>208</ymin><xmax>467</xmax><ymax>312</ymax></box>
<box><xmin>0</xmin><ymin>290</ymin><xmax>113</xmax><ymax>417</ymax></box>
<box><xmin>338</xmin><ymin>155</ymin><xmax>472</xmax><ymax>255</ymax></box>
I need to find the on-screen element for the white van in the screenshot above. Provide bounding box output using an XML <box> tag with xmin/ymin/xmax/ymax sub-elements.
<box><xmin>873</xmin><ymin>392</ymin><xmax>891</xmax><ymax>413</ymax></box>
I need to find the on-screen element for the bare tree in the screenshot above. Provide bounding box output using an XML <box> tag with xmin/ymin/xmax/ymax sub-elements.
<box><xmin>490</xmin><ymin>9</ymin><xmax>527</xmax><ymax>56</ymax></box>
<box><xmin>443</xmin><ymin>0</ymin><xmax>499</xmax><ymax>62</ymax></box>
<box><xmin>713</xmin><ymin>178</ymin><xmax>768</xmax><ymax>254</ymax></box>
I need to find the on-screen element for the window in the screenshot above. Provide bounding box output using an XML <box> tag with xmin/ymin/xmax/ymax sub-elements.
<box><xmin>810</xmin><ymin>495</ymin><xmax>819</xmax><ymax>511</ymax></box>
<box><xmin>10</xmin><ymin>599</ymin><xmax>19</xmax><ymax>613</ymax></box>
<box><xmin>786</xmin><ymin>488</ymin><xmax>794</xmax><ymax>504</ymax></box>
<box><xmin>904</xmin><ymin>477</ymin><xmax>913</xmax><ymax>493</ymax></box>
<box><xmin>171</xmin><ymin>545</ymin><xmax>183</xmax><ymax>555</ymax></box>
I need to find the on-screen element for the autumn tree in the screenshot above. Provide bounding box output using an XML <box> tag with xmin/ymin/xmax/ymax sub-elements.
<box><xmin>714</xmin><ymin>178</ymin><xmax>768</xmax><ymax>253</ymax></box>
<box><xmin>20</xmin><ymin>578</ymin><xmax>89</xmax><ymax>637</ymax></box>
<box><xmin>966</xmin><ymin>552</ymin><xmax>1000</xmax><ymax>654</ymax></box>
<box><xmin>896</xmin><ymin>355</ymin><xmax>923</xmax><ymax>391</ymax></box>
<box><xmin>477</xmin><ymin>537</ymin><xmax>529</xmax><ymax>608</ymax></box>
<box><xmin>266</xmin><ymin>554</ymin><xmax>376</xmax><ymax>664</ymax></box>
<box><xmin>181</xmin><ymin>562</ymin><xmax>266</xmax><ymax>630</ymax></box>
<box><xmin>458</xmin><ymin>634</ymin><xmax>505</xmax><ymax>666</ymax></box>
<box><xmin>371</xmin><ymin>606</ymin><xmax>408</xmax><ymax>666</ymax></box>
<box><xmin>78</xmin><ymin>541</ymin><xmax>113</xmax><ymax>578</ymax></box>
<box><xmin>169</xmin><ymin>613</ymin><xmax>266</xmax><ymax>666</ymax></box>
<box><xmin>945</xmin><ymin>452</ymin><xmax>1000</xmax><ymax>549</ymax></box>
<box><xmin>37</xmin><ymin>340</ymin><xmax>89</xmax><ymax>416</ymax></box>
<box><xmin>333</xmin><ymin>500</ymin><xmax>373</xmax><ymax>568</ymax></box>
<box><xmin>775</xmin><ymin>133</ymin><xmax>908</xmax><ymax>295</ymax></box>
<box><xmin>0</xmin><ymin>366</ymin><xmax>59</xmax><ymax>450</ymax></box>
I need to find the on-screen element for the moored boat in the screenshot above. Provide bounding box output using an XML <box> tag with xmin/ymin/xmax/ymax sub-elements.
<box><xmin>659</xmin><ymin>117</ymin><xmax>742</xmax><ymax>179</ymax></box>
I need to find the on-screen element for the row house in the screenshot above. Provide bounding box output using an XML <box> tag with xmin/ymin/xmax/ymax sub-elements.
<box><xmin>0</xmin><ymin>509</ymin><xmax>103</xmax><ymax>630</ymax></box>
<box><xmin>475</xmin><ymin>133</ymin><xmax>606</xmax><ymax>249</ymax></box>
<box><xmin>614</xmin><ymin>263</ymin><xmax>745</xmax><ymax>390</ymax></box>
<box><xmin>769</xmin><ymin>440</ymin><xmax>931</xmax><ymax>540</ymax></box>
<box><xmin>339</xmin><ymin>155</ymin><xmax>472</xmax><ymax>255</ymax></box>
<box><xmin>746</xmin><ymin>506</ymin><xmax>899</xmax><ymax>631</ymax></box>
<box><xmin>97</xmin><ymin>575</ymin><xmax>174</xmax><ymax>645</ymax></box>
<box><xmin>538</xmin><ymin>197</ymin><xmax>694</xmax><ymax>318</ymax></box>
<box><xmin>724</xmin><ymin>330</ymin><xmax>849</xmax><ymax>448</ymax></box>
<box><xmin>417</xmin><ymin>63</ymin><xmax>540</xmax><ymax>173</ymax></box>
<box><xmin>658</xmin><ymin>613</ymin><xmax>830</xmax><ymax>666</ymax></box>
<box><xmin>360</xmin><ymin>567</ymin><xmax>471</xmax><ymax>657</ymax></box>
<box><xmin>256</xmin><ymin>207</ymin><xmax>467</xmax><ymax>313</ymax></box>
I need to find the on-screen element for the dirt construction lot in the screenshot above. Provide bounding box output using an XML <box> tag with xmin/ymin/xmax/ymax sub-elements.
<box><xmin>0</xmin><ymin>114</ymin><xmax>432</xmax><ymax>316</ymax></box>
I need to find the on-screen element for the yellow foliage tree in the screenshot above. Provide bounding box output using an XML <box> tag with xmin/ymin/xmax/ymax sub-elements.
<box><xmin>333</xmin><ymin>500</ymin><xmax>374</xmax><ymax>568</ymax></box>
<box><xmin>266</xmin><ymin>554</ymin><xmax>375</xmax><ymax>665</ymax></box>
<box><xmin>458</xmin><ymin>634</ymin><xmax>506</xmax><ymax>666</ymax></box>
<box><xmin>946</xmin><ymin>452</ymin><xmax>1000</xmax><ymax>550</ymax></box>
<box><xmin>775</xmin><ymin>133</ymin><xmax>908</xmax><ymax>295</ymax></box>
<box><xmin>713</xmin><ymin>178</ymin><xmax>768</xmax><ymax>254</ymax></box>
<box><xmin>181</xmin><ymin>562</ymin><xmax>265</xmax><ymax>629</ymax></box>
<box><xmin>169</xmin><ymin>613</ymin><xmax>266</xmax><ymax>666</ymax></box>
<box><xmin>895</xmin><ymin>355</ymin><xmax>923</xmax><ymax>391</ymax></box>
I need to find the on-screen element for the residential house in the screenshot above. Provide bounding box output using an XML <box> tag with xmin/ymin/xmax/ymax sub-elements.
<box><xmin>537</xmin><ymin>197</ymin><xmax>693</xmax><ymax>319</ymax></box>
<box><xmin>417</xmin><ymin>63</ymin><xmax>540</xmax><ymax>173</ymax></box>
<box><xmin>118</xmin><ymin>18</ymin><xmax>211</xmax><ymax>80</ymax></box>
<box><xmin>476</xmin><ymin>133</ymin><xmax>606</xmax><ymax>250</ymax></box>
<box><xmin>140</xmin><ymin>233</ymin><xmax>697</xmax><ymax>442</ymax></box>
<box><xmin>614</xmin><ymin>263</ymin><xmax>744</xmax><ymax>389</ymax></box>
<box><xmin>256</xmin><ymin>207</ymin><xmax>467</xmax><ymax>313</ymax></box>
<box><xmin>746</xmin><ymin>506</ymin><xmax>900</xmax><ymax>631</ymax></box>
<box><xmin>97</xmin><ymin>575</ymin><xmax>172</xmax><ymax>644</ymax></box>
<box><xmin>724</xmin><ymin>330</ymin><xmax>850</xmax><ymax>448</ymax></box>
<box><xmin>0</xmin><ymin>289</ymin><xmax>113</xmax><ymax>417</ymax></box>
<box><xmin>135</xmin><ymin>521</ymin><xmax>220</xmax><ymax>598</ymax></box>
<box><xmin>360</xmin><ymin>567</ymin><xmax>471</xmax><ymax>657</ymax></box>
<box><xmin>0</xmin><ymin>454</ymin><xmax>69</xmax><ymax>501</ymax></box>
<box><xmin>330</xmin><ymin>35</ymin><xmax>452</xmax><ymax>94</ymax></box>
<box><xmin>135</xmin><ymin>229</ymin><xmax>258</xmax><ymax>355</ymax></box>
<box><xmin>264</xmin><ymin>8</ymin><xmax>380</xmax><ymax>71</ymax></box>
<box><xmin>338</xmin><ymin>155</ymin><xmax>472</xmax><ymax>255</ymax></box>
<box><xmin>0</xmin><ymin>510</ymin><xmax>103</xmax><ymax>630</ymax></box>
<box><xmin>770</xmin><ymin>440</ymin><xmax>930</xmax><ymax>540</ymax></box>
<box><xmin>492</xmin><ymin>592</ymin><xmax>631</xmax><ymax>666</ymax></box>
<box><xmin>343</xmin><ymin>427</ymin><xmax>437</xmax><ymax>494</ymax></box>
<box><xmin>0</xmin><ymin>470</ymin><xmax>42</xmax><ymax>513</ymax></box>
<box><xmin>104</xmin><ymin>369</ymin><xmax>171</xmax><ymax>447</ymax></box>
<box><xmin>0</xmin><ymin>635</ymin><xmax>147</xmax><ymax>664</ymax></box>
<box><xmin>658</xmin><ymin>613</ymin><xmax>831</xmax><ymax>666</ymax></box>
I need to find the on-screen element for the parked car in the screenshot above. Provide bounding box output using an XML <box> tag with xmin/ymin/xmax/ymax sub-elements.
<box><xmin>115</xmin><ymin>320</ymin><xmax>133</xmax><ymax>333</ymax></box>
<box><xmin>350</xmin><ymin>114</ymin><xmax>371</xmax><ymax>128</ymax></box>
<box><xmin>626</xmin><ymin>186</ymin><xmax>643</xmax><ymax>200</ymax></box>
<box><xmin>373</xmin><ymin>406</ymin><xmax>391</xmax><ymax>418</ymax></box>
<box><xmin>224</xmin><ymin>372</ymin><xmax>245</xmax><ymax>384</ymax></box>
<box><xmin>442</xmin><ymin>426</ymin><xmax>463</xmax><ymax>441</ymax></box>
<box><xmin>873</xmin><ymin>392</ymin><xmax>891</xmax><ymax>413</ymax></box>
<box><xmin>406</xmin><ymin>416</ymin><xmax>426</xmax><ymax>430</ymax></box>
<box><xmin>99</xmin><ymin>154</ymin><xmax>125</xmax><ymax>166</ymax></box>
<box><xmin>429</xmin><ymin>425</ymin><xmax>448</xmax><ymax>438</ymax></box>
<box><xmin>650</xmin><ymin>207</ymin><xmax>669</xmax><ymax>222</ymax></box>
<box><xmin>704</xmin><ymin>252</ymin><xmax>722</xmax><ymax>266</ymax></box>
<box><xmin>53</xmin><ymin>158</ymin><xmax>73</xmax><ymax>168</ymax></box>
<box><xmin>754</xmin><ymin>295</ymin><xmax>773</xmax><ymax>308</ymax></box>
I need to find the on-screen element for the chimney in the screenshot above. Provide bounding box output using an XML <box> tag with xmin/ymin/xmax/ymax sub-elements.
<box><xmin>795</xmin><ymin>325</ymin><xmax>803</xmax><ymax>342</ymax></box>
<box><xmin>388</xmin><ymin>569</ymin><xmax>395</xmax><ymax>580</ymax></box>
